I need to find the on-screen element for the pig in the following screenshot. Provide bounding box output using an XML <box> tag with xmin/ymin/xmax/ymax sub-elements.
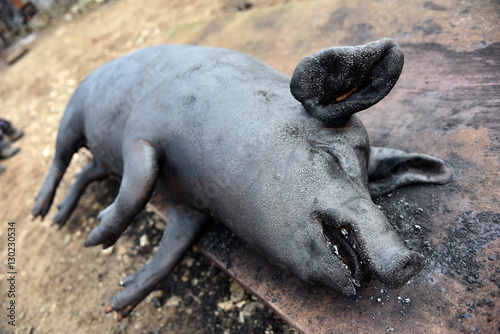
<box><xmin>31</xmin><ymin>38</ymin><xmax>452</xmax><ymax>319</ymax></box>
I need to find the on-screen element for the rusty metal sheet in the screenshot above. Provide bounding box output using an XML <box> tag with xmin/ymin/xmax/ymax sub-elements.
<box><xmin>148</xmin><ymin>42</ymin><xmax>499</xmax><ymax>333</ymax></box>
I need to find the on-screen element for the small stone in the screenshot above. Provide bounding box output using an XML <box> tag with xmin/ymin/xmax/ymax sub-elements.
<box><xmin>217</xmin><ymin>300</ymin><xmax>234</xmax><ymax>312</ymax></box>
<box><xmin>230</xmin><ymin>280</ymin><xmax>245</xmax><ymax>303</ymax></box>
<box><xmin>135</xmin><ymin>36</ymin><xmax>145</xmax><ymax>45</ymax></box>
<box><xmin>183</xmin><ymin>257</ymin><xmax>195</xmax><ymax>267</ymax></box>
<box><xmin>139</xmin><ymin>234</ymin><xmax>150</xmax><ymax>247</ymax></box>
<box><xmin>102</xmin><ymin>245</ymin><xmax>115</xmax><ymax>256</ymax></box>
<box><xmin>235</xmin><ymin>300</ymin><xmax>246</xmax><ymax>309</ymax></box>
<box><xmin>238</xmin><ymin>311</ymin><xmax>245</xmax><ymax>324</ymax></box>
<box><xmin>42</xmin><ymin>148</ymin><xmax>51</xmax><ymax>158</ymax></box>
<box><xmin>241</xmin><ymin>301</ymin><xmax>258</xmax><ymax>317</ymax></box>
<box><xmin>165</xmin><ymin>296</ymin><xmax>181</xmax><ymax>307</ymax></box>
<box><xmin>146</xmin><ymin>290</ymin><xmax>163</xmax><ymax>303</ymax></box>
<box><xmin>66</xmin><ymin>79</ymin><xmax>77</xmax><ymax>87</ymax></box>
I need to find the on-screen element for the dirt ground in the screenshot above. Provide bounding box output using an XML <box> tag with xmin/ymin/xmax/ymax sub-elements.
<box><xmin>0</xmin><ymin>0</ymin><xmax>499</xmax><ymax>333</ymax></box>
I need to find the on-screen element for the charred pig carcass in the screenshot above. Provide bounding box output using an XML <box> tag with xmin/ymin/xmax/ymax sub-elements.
<box><xmin>32</xmin><ymin>38</ymin><xmax>452</xmax><ymax>318</ymax></box>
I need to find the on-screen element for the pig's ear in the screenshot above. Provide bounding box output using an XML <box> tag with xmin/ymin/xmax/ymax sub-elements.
<box><xmin>368</xmin><ymin>147</ymin><xmax>452</xmax><ymax>197</ymax></box>
<box><xmin>290</xmin><ymin>38</ymin><xmax>404</xmax><ymax>128</ymax></box>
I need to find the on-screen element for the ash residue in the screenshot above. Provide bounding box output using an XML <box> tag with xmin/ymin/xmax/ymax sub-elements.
<box><xmin>373</xmin><ymin>189</ymin><xmax>500</xmax><ymax>288</ymax></box>
<box><xmin>373</xmin><ymin>191</ymin><xmax>436</xmax><ymax>255</ymax></box>
<box><xmin>431</xmin><ymin>211</ymin><xmax>500</xmax><ymax>287</ymax></box>
<box><xmin>198</xmin><ymin>224</ymin><xmax>240</xmax><ymax>270</ymax></box>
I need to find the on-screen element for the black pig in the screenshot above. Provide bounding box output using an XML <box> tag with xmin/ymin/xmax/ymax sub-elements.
<box><xmin>32</xmin><ymin>38</ymin><xmax>452</xmax><ymax>318</ymax></box>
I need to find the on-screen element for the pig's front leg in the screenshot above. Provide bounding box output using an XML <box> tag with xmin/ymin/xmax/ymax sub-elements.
<box><xmin>84</xmin><ymin>140</ymin><xmax>159</xmax><ymax>249</ymax></box>
<box><xmin>106</xmin><ymin>204</ymin><xmax>211</xmax><ymax>320</ymax></box>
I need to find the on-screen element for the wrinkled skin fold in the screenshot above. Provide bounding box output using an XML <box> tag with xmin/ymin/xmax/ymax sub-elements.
<box><xmin>31</xmin><ymin>38</ymin><xmax>452</xmax><ymax>319</ymax></box>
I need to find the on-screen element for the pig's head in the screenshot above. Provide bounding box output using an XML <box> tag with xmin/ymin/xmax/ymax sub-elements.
<box><xmin>269</xmin><ymin>38</ymin><xmax>452</xmax><ymax>294</ymax></box>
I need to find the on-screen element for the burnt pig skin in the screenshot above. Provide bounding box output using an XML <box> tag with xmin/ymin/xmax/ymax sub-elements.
<box><xmin>32</xmin><ymin>38</ymin><xmax>452</xmax><ymax>319</ymax></box>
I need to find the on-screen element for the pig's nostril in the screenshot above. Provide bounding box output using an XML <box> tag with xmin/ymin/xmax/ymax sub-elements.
<box><xmin>400</xmin><ymin>261</ymin><xmax>418</xmax><ymax>279</ymax></box>
<box><xmin>382</xmin><ymin>252</ymin><xmax>424</xmax><ymax>289</ymax></box>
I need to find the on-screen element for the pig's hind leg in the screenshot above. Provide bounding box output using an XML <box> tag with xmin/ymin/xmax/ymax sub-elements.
<box><xmin>32</xmin><ymin>108</ymin><xmax>86</xmax><ymax>220</ymax></box>
<box><xmin>84</xmin><ymin>140</ymin><xmax>160</xmax><ymax>249</ymax></box>
<box><xmin>52</xmin><ymin>160</ymin><xmax>108</xmax><ymax>228</ymax></box>
<box><xmin>106</xmin><ymin>204</ymin><xmax>211</xmax><ymax>320</ymax></box>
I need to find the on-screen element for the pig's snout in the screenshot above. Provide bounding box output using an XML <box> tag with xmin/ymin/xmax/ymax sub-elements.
<box><xmin>328</xmin><ymin>197</ymin><xmax>425</xmax><ymax>289</ymax></box>
<box><xmin>371</xmin><ymin>248</ymin><xmax>424</xmax><ymax>289</ymax></box>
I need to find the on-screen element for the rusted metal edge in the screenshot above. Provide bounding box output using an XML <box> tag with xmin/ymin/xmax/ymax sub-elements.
<box><xmin>195</xmin><ymin>233</ymin><xmax>304</xmax><ymax>333</ymax></box>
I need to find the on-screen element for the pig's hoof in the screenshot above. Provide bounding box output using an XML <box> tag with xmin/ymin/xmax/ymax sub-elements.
<box><xmin>105</xmin><ymin>266</ymin><xmax>159</xmax><ymax>320</ymax></box>
<box><xmin>84</xmin><ymin>206</ymin><xmax>125</xmax><ymax>248</ymax></box>
<box><xmin>84</xmin><ymin>225</ymin><xmax>122</xmax><ymax>248</ymax></box>
<box><xmin>52</xmin><ymin>204</ymin><xmax>71</xmax><ymax>228</ymax></box>
<box><xmin>32</xmin><ymin>193</ymin><xmax>53</xmax><ymax>220</ymax></box>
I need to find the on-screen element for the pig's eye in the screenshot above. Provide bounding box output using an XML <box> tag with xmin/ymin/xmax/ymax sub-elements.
<box><xmin>329</xmin><ymin>153</ymin><xmax>342</xmax><ymax>168</ymax></box>
<box><xmin>311</xmin><ymin>147</ymin><xmax>343</xmax><ymax>172</ymax></box>
<box><xmin>325</xmin><ymin>152</ymin><xmax>344</xmax><ymax>174</ymax></box>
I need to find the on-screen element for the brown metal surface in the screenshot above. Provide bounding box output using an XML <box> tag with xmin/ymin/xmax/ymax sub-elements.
<box><xmin>147</xmin><ymin>42</ymin><xmax>499</xmax><ymax>333</ymax></box>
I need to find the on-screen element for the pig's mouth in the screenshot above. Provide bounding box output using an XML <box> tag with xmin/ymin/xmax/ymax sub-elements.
<box><xmin>322</xmin><ymin>222</ymin><xmax>363</xmax><ymax>287</ymax></box>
